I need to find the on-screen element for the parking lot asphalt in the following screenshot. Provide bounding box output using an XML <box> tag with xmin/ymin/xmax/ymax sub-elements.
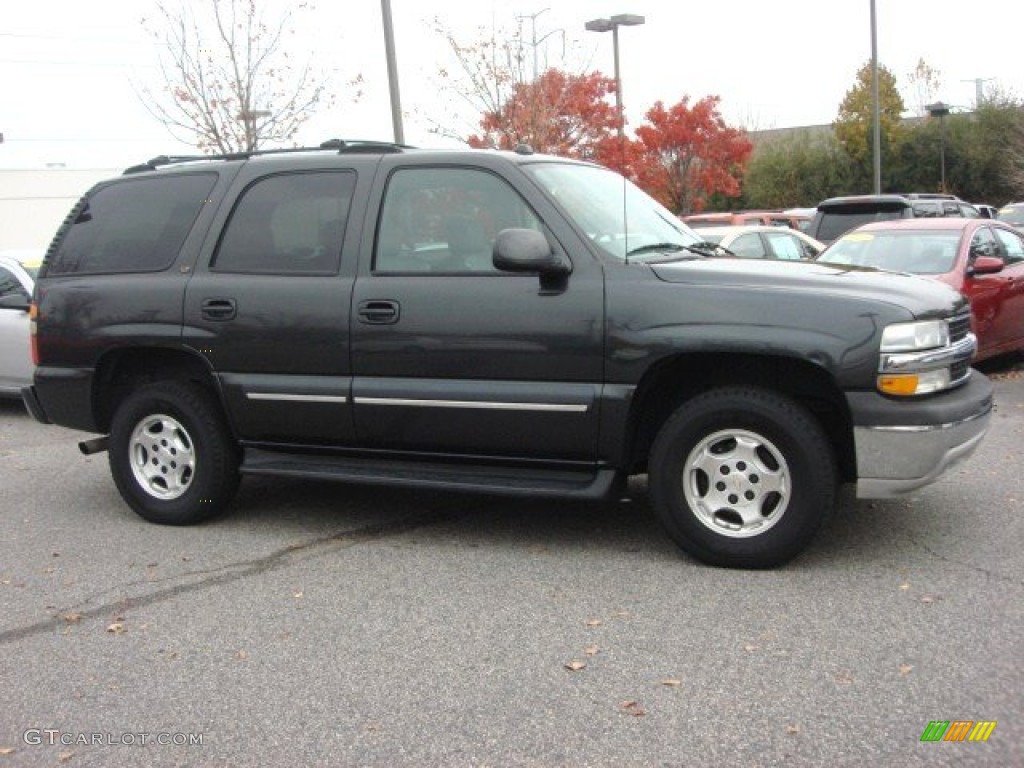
<box><xmin>1</xmin><ymin>362</ymin><xmax>1022</xmax><ymax>767</ymax></box>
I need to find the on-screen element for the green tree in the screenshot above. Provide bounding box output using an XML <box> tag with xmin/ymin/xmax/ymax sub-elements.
<box><xmin>833</xmin><ymin>61</ymin><xmax>905</xmax><ymax>191</ymax></box>
<box><xmin>741</xmin><ymin>132</ymin><xmax>853</xmax><ymax>208</ymax></box>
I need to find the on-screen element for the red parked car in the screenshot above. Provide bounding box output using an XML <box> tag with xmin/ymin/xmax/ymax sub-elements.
<box><xmin>816</xmin><ymin>218</ymin><xmax>1024</xmax><ymax>362</ymax></box>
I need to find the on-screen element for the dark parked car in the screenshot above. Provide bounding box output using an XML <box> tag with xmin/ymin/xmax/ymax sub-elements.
<box><xmin>808</xmin><ymin>194</ymin><xmax>980</xmax><ymax>245</ymax></box>
<box><xmin>21</xmin><ymin>142</ymin><xmax>992</xmax><ymax>568</ymax></box>
<box><xmin>816</xmin><ymin>217</ymin><xmax>1024</xmax><ymax>362</ymax></box>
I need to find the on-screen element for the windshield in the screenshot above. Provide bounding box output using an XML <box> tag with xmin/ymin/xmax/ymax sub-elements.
<box><xmin>818</xmin><ymin>229</ymin><xmax>961</xmax><ymax>274</ymax></box>
<box><xmin>998</xmin><ymin>205</ymin><xmax>1024</xmax><ymax>227</ymax></box>
<box><xmin>523</xmin><ymin>162</ymin><xmax>701</xmax><ymax>261</ymax></box>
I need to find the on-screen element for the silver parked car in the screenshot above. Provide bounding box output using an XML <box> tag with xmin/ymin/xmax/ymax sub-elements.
<box><xmin>0</xmin><ymin>250</ymin><xmax>39</xmax><ymax>397</ymax></box>
<box><xmin>695</xmin><ymin>225</ymin><xmax>825</xmax><ymax>260</ymax></box>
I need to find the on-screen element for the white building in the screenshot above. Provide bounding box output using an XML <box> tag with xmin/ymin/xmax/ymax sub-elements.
<box><xmin>0</xmin><ymin>168</ymin><xmax>120</xmax><ymax>250</ymax></box>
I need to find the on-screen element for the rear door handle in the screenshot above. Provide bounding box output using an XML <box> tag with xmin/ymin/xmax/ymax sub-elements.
<box><xmin>358</xmin><ymin>300</ymin><xmax>400</xmax><ymax>324</ymax></box>
<box><xmin>201</xmin><ymin>298</ymin><xmax>237</xmax><ymax>321</ymax></box>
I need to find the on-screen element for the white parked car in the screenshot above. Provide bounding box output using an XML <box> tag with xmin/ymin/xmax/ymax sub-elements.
<box><xmin>0</xmin><ymin>250</ymin><xmax>40</xmax><ymax>397</ymax></box>
<box><xmin>695</xmin><ymin>225</ymin><xmax>825</xmax><ymax>260</ymax></box>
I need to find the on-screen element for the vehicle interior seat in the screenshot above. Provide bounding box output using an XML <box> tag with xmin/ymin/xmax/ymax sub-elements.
<box><xmin>443</xmin><ymin>214</ymin><xmax>493</xmax><ymax>271</ymax></box>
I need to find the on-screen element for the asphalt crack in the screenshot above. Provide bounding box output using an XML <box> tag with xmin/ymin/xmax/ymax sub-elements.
<box><xmin>0</xmin><ymin>508</ymin><xmax>457</xmax><ymax>646</ymax></box>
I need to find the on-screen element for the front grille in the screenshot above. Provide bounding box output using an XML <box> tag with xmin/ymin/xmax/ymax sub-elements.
<box><xmin>948</xmin><ymin>312</ymin><xmax>971</xmax><ymax>344</ymax></box>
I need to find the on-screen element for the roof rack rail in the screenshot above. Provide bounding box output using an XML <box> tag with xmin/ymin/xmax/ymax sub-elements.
<box><xmin>122</xmin><ymin>140</ymin><xmax>415</xmax><ymax>174</ymax></box>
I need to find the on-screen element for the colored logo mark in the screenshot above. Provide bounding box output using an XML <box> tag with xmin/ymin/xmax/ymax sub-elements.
<box><xmin>920</xmin><ymin>720</ymin><xmax>996</xmax><ymax>742</ymax></box>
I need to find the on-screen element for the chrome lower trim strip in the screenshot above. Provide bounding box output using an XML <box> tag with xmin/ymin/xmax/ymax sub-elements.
<box><xmin>246</xmin><ymin>393</ymin><xmax>348</xmax><ymax>403</ymax></box>
<box><xmin>353</xmin><ymin>396</ymin><xmax>589</xmax><ymax>413</ymax></box>
<box><xmin>862</xmin><ymin>402</ymin><xmax>992</xmax><ymax>433</ymax></box>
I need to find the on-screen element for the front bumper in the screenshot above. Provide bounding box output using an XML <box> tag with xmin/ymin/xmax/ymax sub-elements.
<box><xmin>847</xmin><ymin>373</ymin><xmax>993</xmax><ymax>498</ymax></box>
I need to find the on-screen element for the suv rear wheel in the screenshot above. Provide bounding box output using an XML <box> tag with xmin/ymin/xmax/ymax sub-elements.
<box><xmin>109</xmin><ymin>381</ymin><xmax>240</xmax><ymax>525</ymax></box>
<box><xmin>648</xmin><ymin>387</ymin><xmax>836</xmax><ymax>568</ymax></box>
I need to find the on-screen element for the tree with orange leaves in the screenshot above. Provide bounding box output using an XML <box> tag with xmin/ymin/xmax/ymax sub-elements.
<box><xmin>630</xmin><ymin>96</ymin><xmax>753</xmax><ymax>214</ymax></box>
<box><xmin>467</xmin><ymin>69</ymin><xmax>620</xmax><ymax>158</ymax></box>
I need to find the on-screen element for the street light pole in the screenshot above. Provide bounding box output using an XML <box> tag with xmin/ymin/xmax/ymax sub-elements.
<box><xmin>926</xmin><ymin>101</ymin><xmax>950</xmax><ymax>192</ymax></box>
<box><xmin>870</xmin><ymin>0</ymin><xmax>881</xmax><ymax>194</ymax></box>
<box><xmin>381</xmin><ymin>0</ymin><xmax>404</xmax><ymax>145</ymax></box>
<box><xmin>585</xmin><ymin>14</ymin><xmax>645</xmax><ymax>140</ymax></box>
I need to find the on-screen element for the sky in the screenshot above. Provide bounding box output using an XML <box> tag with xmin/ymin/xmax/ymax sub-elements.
<box><xmin>2</xmin><ymin>0</ymin><xmax>1023</xmax><ymax>169</ymax></box>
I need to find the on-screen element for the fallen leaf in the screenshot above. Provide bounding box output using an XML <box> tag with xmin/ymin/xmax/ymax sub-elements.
<box><xmin>899</xmin><ymin>583</ymin><xmax>910</xmax><ymax>591</ymax></box>
<box><xmin>899</xmin><ymin>664</ymin><xmax>913</xmax><ymax>677</ymax></box>
<box><xmin>105</xmin><ymin>622</ymin><xmax>125</xmax><ymax>635</ymax></box>
<box><xmin>564</xmin><ymin>660</ymin><xmax>586</xmax><ymax>672</ymax></box>
<box><xmin>58</xmin><ymin>751</ymin><xmax>74</xmax><ymax>762</ymax></box>
<box><xmin>785</xmin><ymin>723</ymin><xmax>801</xmax><ymax>735</ymax></box>
<box><xmin>743</xmin><ymin>643</ymin><xmax>760</xmax><ymax>653</ymax></box>
<box><xmin>63</xmin><ymin>613</ymin><xmax>83</xmax><ymax>623</ymax></box>
<box><xmin>584</xmin><ymin>644</ymin><xmax>600</xmax><ymax>657</ymax></box>
<box><xmin>235</xmin><ymin>649</ymin><xmax>249</xmax><ymax>660</ymax></box>
<box><xmin>660</xmin><ymin>678</ymin><xmax>682</xmax><ymax>687</ymax></box>
<box><xmin>834</xmin><ymin>670</ymin><xmax>854</xmax><ymax>685</ymax></box>
<box><xmin>0</xmin><ymin>747</ymin><xmax>16</xmax><ymax>755</ymax></box>
<box><xmin>620</xmin><ymin>700</ymin><xmax>646</xmax><ymax>716</ymax></box>
<box><xmin>585</xmin><ymin>619</ymin><xmax>603</xmax><ymax>627</ymax></box>
<box><xmin>293</xmin><ymin>591</ymin><xmax>304</xmax><ymax>599</ymax></box>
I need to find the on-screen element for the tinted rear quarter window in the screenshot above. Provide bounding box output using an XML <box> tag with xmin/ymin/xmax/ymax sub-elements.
<box><xmin>48</xmin><ymin>174</ymin><xmax>217</xmax><ymax>275</ymax></box>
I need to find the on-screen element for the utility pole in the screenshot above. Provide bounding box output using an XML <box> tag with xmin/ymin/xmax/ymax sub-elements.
<box><xmin>516</xmin><ymin>7</ymin><xmax>565</xmax><ymax>80</ymax></box>
<box><xmin>961</xmin><ymin>77</ymin><xmax>994</xmax><ymax>109</ymax></box>
<box><xmin>869</xmin><ymin>0</ymin><xmax>881</xmax><ymax>194</ymax></box>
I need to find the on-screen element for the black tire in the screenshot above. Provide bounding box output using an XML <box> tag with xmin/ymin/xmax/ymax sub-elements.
<box><xmin>648</xmin><ymin>387</ymin><xmax>836</xmax><ymax>569</ymax></box>
<box><xmin>108</xmin><ymin>380</ymin><xmax>240</xmax><ymax>525</ymax></box>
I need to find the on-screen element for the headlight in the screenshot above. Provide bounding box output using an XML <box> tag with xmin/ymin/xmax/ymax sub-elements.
<box><xmin>880</xmin><ymin>320</ymin><xmax>949</xmax><ymax>352</ymax></box>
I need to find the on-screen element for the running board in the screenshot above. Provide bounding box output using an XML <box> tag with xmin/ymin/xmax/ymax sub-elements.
<box><xmin>241</xmin><ymin>448</ymin><xmax>618</xmax><ymax>500</ymax></box>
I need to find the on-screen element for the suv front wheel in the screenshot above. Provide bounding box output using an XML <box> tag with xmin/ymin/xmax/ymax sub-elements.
<box><xmin>109</xmin><ymin>380</ymin><xmax>240</xmax><ymax>525</ymax></box>
<box><xmin>648</xmin><ymin>387</ymin><xmax>836</xmax><ymax>568</ymax></box>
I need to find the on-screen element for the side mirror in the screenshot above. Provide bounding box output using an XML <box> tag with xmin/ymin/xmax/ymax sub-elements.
<box><xmin>493</xmin><ymin>229</ymin><xmax>570</xmax><ymax>275</ymax></box>
<box><xmin>0</xmin><ymin>292</ymin><xmax>30</xmax><ymax>312</ymax></box>
<box><xmin>969</xmin><ymin>255</ymin><xmax>1005</xmax><ymax>276</ymax></box>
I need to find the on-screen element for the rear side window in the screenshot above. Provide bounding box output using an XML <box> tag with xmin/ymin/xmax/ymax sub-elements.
<box><xmin>48</xmin><ymin>174</ymin><xmax>216</xmax><ymax>275</ymax></box>
<box><xmin>213</xmin><ymin>171</ymin><xmax>355</xmax><ymax>274</ymax></box>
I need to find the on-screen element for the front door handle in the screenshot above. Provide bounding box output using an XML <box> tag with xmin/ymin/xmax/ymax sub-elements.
<box><xmin>201</xmin><ymin>298</ymin><xmax>237</xmax><ymax>321</ymax></box>
<box><xmin>358</xmin><ymin>299</ymin><xmax>400</xmax><ymax>324</ymax></box>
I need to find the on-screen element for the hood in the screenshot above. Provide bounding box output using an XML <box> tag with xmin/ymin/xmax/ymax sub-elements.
<box><xmin>649</xmin><ymin>258</ymin><xmax>968</xmax><ymax>319</ymax></box>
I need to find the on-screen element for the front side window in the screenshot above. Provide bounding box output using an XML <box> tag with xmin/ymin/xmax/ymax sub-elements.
<box><xmin>970</xmin><ymin>227</ymin><xmax>999</xmax><ymax>261</ymax></box>
<box><xmin>214</xmin><ymin>171</ymin><xmax>355</xmax><ymax>274</ymax></box>
<box><xmin>994</xmin><ymin>227</ymin><xmax>1024</xmax><ymax>265</ymax></box>
<box><xmin>48</xmin><ymin>174</ymin><xmax>216</xmax><ymax>275</ymax></box>
<box><xmin>374</xmin><ymin>167</ymin><xmax>542</xmax><ymax>274</ymax></box>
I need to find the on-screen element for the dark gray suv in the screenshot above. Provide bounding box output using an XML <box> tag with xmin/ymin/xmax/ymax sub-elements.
<box><xmin>808</xmin><ymin>194</ymin><xmax>980</xmax><ymax>245</ymax></box>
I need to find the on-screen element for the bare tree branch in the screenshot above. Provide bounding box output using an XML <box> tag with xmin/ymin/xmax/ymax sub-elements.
<box><xmin>137</xmin><ymin>0</ymin><xmax>356</xmax><ymax>154</ymax></box>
